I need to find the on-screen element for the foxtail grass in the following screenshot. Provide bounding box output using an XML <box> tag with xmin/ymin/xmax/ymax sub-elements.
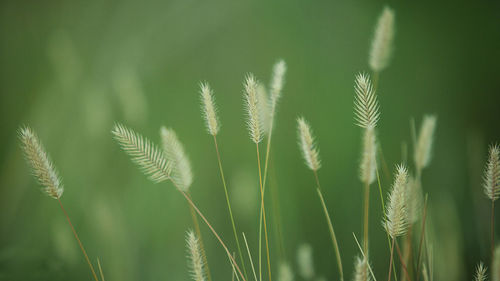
<box><xmin>244</xmin><ymin>74</ymin><xmax>272</xmax><ymax>281</ymax></box>
<box><xmin>484</xmin><ymin>144</ymin><xmax>500</xmax><ymax>263</ymax></box>
<box><xmin>112</xmin><ymin>123</ymin><xmax>246</xmax><ymax>281</ymax></box>
<box><xmin>200</xmin><ymin>82</ymin><xmax>248</xmax><ymax>280</ymax></box>
<box><xmin>384</xmin><ymin>165</ymin><xmax>409</xmax><ymax>281</ymax></box>
<box><xmin>19</xmin><ymin>126</ymin><xmax>99</xmax><ymax>281</ymax></box>
<box><xmin>354</xmin><ymin>72</ymin><xmax>380</xmax><ymax>256</ymax></box>
<box><xmin>297</xmin><ymin>117</ymin><xmax>343</xmax><ymax>281</ymax></box>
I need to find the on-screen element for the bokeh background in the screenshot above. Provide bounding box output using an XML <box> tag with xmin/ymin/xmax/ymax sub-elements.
<box><xmin>1</xmin><ymin>0</ymin><xmax>499</xmax><ymax>280</ymax></box>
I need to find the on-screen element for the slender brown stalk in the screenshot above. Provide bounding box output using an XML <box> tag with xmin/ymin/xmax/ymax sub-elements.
<box><xmin>395</xmin><ymin>240</ymin><xmax>412</xmax><ymax>281</ymax></box>
<box><xmin>415</xmin><ymin>195</ymin><xmax>428</xmax><ymax>281</ymax></box>
<box><xmin>179</xmin><ymin>190</ymin><xmax>246</xmax><ymax>281</ymax></box>
<box><xmin>256</xmin><ymin>144</ymin><xmax>272</xmax><ymax>281</ymax></box>
<box><xmin>57</xmin><ymin>198</ymin><xmax>99</xmax><ymax>281</ymax></box>
<box><xmin>186</xmin><ymin>191</ymin><xmax>212</xmax><ymax>281</ymax></box>
<box><xmin>213</xmin><ymin>135</ymin><xmax>248</xmax><ymax>279</ymax></box>
<box><xmin>313</xmin><ymin>170</ymin><xmax>344</xmax><ymax>281</ymax></box>
<box><xmin>388</xmin><ymin>238</ymin><xmax>396</xmax><ymax>281</ymax></box>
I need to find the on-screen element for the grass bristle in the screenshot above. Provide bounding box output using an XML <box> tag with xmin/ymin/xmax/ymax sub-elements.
<box><xmin>354</xmin><ymin>73</ymin><xmax>380</xmax><ymax>130</ymax></box>
<box><xmin>19</xmin><ymin>126</ymin><xmax>64</xmax><ymax>199</ymax></box>
<box><xmin>160</xmin><ymin>127</ymin><xmax>193</xmax><ymax>192</ymax></box>
<box><xmin>384</xmin><ymin>164</ymin><xmax>409</xmax><ymax>238</ymax></box>
<box><xmin>186</xmin><ymin>230</ymin><xmax>206</xmax><ymax>281</ymax></box>
<box><xmin>200</xmin><ymin>82</ymin><xmax>219</xmax><ymax>136</ymax></box>
<box><xmin>369</xmin><ymin>6</ymin><xmax>395</xmax><ymax>72</ymax></box>
<box><xmin>414</xmin><ymin>115</ymin><xmax>437</xmax><ymax>171</ymax></box>
<box><xmin>244</xmin><ymin>74</ymin><xmax>264</xmax><ymax>144</ymax></box>
<box><xmin>484</xmin><ymin>144</ymin><xmax>500</xmax><ymax>201</ymax></box>
<box><xmin>112</xmin><ymin>123</ymin><xmax>172</xmax><ymax>183</ymax></box>
<box><xmin>297</xmin><ymin>117</ymin><xmax>321</xmax><ymax>171</ymax></box>
<box><xmin>474</xmin><ymin>262</ymin><xmax>487</xmax><ymax>281</ymax></box>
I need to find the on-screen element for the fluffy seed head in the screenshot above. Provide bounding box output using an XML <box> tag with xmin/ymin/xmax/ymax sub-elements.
<box><xmin>354</xmin><ymin>73</ymin><xmax>380</xmax><ymax>129</ymax></box>
<box><xmin>484</xmin><ymin>144</ymin><xmax>500</xmax><ymax>201</ymax></box>
<box><xmin>244</xmin><ymin>74</ymin><xmax>263</xmax><ymax>143</ymax></box>
<box><xmin>297</xmin><ymin>117</ymin><xmax>321</xmax><ymax>171</ymax></box>
<box><xmin>160</xmin><ymin>127</ymin><xmax>193</xmax><ymax>192</ymax></box>
<box><xmin>297</xmin><ymin>244</ymin><xmax>315</xmax><ymax>280</ymax></box>
<box><xmin>406</xmin><ymin>175</ymin><xmax>423</xmax><ymax>224</ymax></box>
<box><xmin>270</xmin><ymin>59</ymin><xmax>287</xmax><ymax>108</ymax></box>
<box><xmin>384</xmin><ymin>164</ymin><xmax>409</xmax><ymax>238</ymax></box>
<box><xmin>19</xmin><ymin>127</ymin><xmax>64</xmax><ymax>199</ymax></box>
<box><xmin>112</xmin><ymin>123</ymin><xmax>172</xmax><ymax>183</ymax></box>
<box><xmin>353</xmin><ymin>256</ymin><xmax>371</xmax><ymax>281</ymax></box>
<box><xmin>200</xmin><ymin>82</ymin><xmax>219</xmax><ymax>136</ymax></box>
<box><xmin>278</xmin><ymin>262</ymin><xmax>294</xmax><ymax>281</ymax></box>
<box><xmin>360</xmin><ymin>128</ymin><xmax>377</xmax><ymax>185</ymax></box>
<box><xmin>474</xmin><ymin>262</ymin><xmax>487</xmax><ymax>281</ymax></box>
<box><xmin>414</xmin><ymin>115</ymin><xmax>437</xmax><ymax>171</ymax></box>
<box><xmin>369</xmin><ymin>6</ymin><xmax>395</xmax><ymax>72</ymax></box>
<box><xmin>257</xmin><ymin>82</ymin><xmax>271</xmax><ymax>135</ymax></box>
<box><xmin>186</xmin><ymin>230</ymin><xmax>205</xmax><ymax>281</ymax></box>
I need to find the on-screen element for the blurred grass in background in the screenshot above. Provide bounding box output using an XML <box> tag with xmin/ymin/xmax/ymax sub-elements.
<box><xmin>1</xmin><ymin>0</ymin><xmax>499</xmax><ymax>280</ymax></box>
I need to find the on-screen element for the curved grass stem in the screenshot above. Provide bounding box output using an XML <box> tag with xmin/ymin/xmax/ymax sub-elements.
<box><xmin>256</xmin><ymin>144</ymin><xmax>272</xmax><ymax>281</ymax></box>
<box><xmin>57</xmin><ymin>198</ymin><xmax>99</xmax><ymax>281</ymax></box>
<box><xmin>313</xmin><ymin>170</ymin><xmax>343</xmax><ymax>281</ymax></box>
<box><xmin>213</xmin><ymin>135</ymin><xmax>248</xmax><ymax>280</ymax></box>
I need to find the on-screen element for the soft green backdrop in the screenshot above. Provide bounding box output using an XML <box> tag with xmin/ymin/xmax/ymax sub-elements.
<box><xmin>1</xmin><ymin>0</ymin><xmax>499</xmax><ymax>280</ymax></box>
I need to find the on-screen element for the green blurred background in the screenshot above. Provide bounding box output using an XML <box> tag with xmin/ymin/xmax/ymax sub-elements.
<box><xmin>1</xmin><ymin>0</ymin><xmax>499</xmax><ymax>280</ymax></box>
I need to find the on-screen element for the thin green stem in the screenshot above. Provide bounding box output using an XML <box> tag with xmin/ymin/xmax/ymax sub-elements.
<box><xmin>256</xmin><ymin>143</ymin><xmax>272</xmax><ymax>281</ymax></box>
<box><xmin>57</xmin><ymin>198</ymin><xmax>99</xmax><ymax>281</ymax></box>
<box><xmin>376</xmin><ymin>167</ymin><xmax>398</xmax><ymax>281</ymax></box>
<box><xmin>313</xmin><ymin>170</ymin><xmax>343</xmax><ymax>281</ymax></box>
<box><xmin>179</xmin><ymin>190</ymin><xmax>247</xmax><ymax>281</ymax></box>
<box><xmin>213</xmin><ymin>135</ymin><xmax>248</xmax><ymax>280</ymax></box>
<box><xmin>395</xmin><ymin>240</ymin><xmax>412</xmax><ymax>281</ymax></box>
<box><xmin>415</xmin><ymin>195</ymin><xmax>428</xmax><ymax>281</ymax></box>
<box><xmin>492</xmin><ymin>198</ymin><xmax>496</xmax><ymax>267</ymax></box>
<box><xmin>388</xmin><ymin>238</ymin><xmax>396</xmax><ymax>281</ymax></box>
<box><xmin>363</xmin><ymin>180</ymin><xmax>370</xmax><ymax>255</ymax></box>
<box><xmin>97</xmin><ymin>258</ymin><xmax>105</xmax><ymax>281</ymax></box>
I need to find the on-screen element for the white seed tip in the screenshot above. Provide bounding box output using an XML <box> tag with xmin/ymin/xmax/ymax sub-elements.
<box><xmin>186</xmin><ymin>230</ymin><xmax>206</xmax><ymax>281</ymax></box>
<box><xmin>244</xmin><ymin>74</ymin><xmax>263</xmax><ymax>143</ymax></box>
<box><xmin>484</xmin><ymin>144</ymin><xmax>500</xmax><ymax>201</ymax></box>
<box><xmin>200</xmin><ymin>82</ymin><xmax>219</xmax><ymax>136</ymax></box>
<box><xmin>474</xmin><ymin>262</ymin><xmax>487</xmax><ymax>281</ymax></box>
<box><xmin>360</xmin><ymin>128</ymin><xmax>377</xmax><ymax>185</ymax></box>
<box><xmin>384</xmin><ymin>164</ymin><xmax>409</xmax><ymax>238</ymax></box>
<box><xmin>112</xmin><ymin>123</ymin><xmax>172</xmax><ymax>183</ymax></box>
<box><xmin>353</xmin><ymin>256</ymin><xmax>371</xmax><ymax>281</ymax></box>
<box><xmin>414</xmin><ymin>115</ymin><xmax>437</xmax><ymax>170</ymax></box>
<box><xmin>297</xmin><ymin>117</ymin><xmax>321</xmax><ymax>171</ymax></box>
<box><xmin>160</xmin><ymin>127</ymin><xmax>193</xmax><ymax>192</ymax></box>
<box><xmin>354</xmin><ymin>73</ymin><xmax>380</xmax><ymax>129</ymax></box>
<box><xmin>270</xmin><ymin>59</ymin><xmax>287</xmax><ymax>108</ymax></box>
<box><xmin>297</xmin><ymin>244</ymin><xmax>315</xmax><ymax>280</ymax></box>
<box><xmin>19</xmin><ymin>126</ymin><xmax>64</xmax><ymax>199</ymax></box>
<box><xmin>369</xmin><ymin>6</ymin><xmax>395</xmax><ymax>72</ymax></box>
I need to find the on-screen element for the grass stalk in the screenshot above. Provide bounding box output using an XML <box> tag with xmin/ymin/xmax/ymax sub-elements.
<box><xmin>387</xmin><ymin>238</ymin><xmax>396</xmax><ymax>281</ymax></box>
<box><xmin>415</xmin><ymin>195</ymin><xmax>428</xmax><ymax>281</ymax></box>
<box><xmin>376</xmin><ymin>167</ymin><xmax>398</xmax><ymax>281</ymax></box>
<box><xmin>363</xmin><ymin>180</ymin><xmax>370</xmax><ymax>254</ymax></box>
<box><xmin>243</xmin><ymin>232</ymin><xmax>259</xmax><ymax>281</ymax></box>
<box><xmin>179</xmin><ymin>190</ymin><xmax>246</xmax><ymax>281</ymax></box>
<box><xmin>57</xmin><ymin>198</ymin><xmax>99</xmax><ymax>281</ymax></box>
<box><xmin>395</xmin><ymin>240</ymin><xmax>412</xmax><ymax>281</ymax></box>
<box><xmin>256</xmin><ymin>143</ymin><xmax>272</xmax><ymax>281</ymax></box>
<box><xmin>213</xmin><ymin>135</ymin><xmax>248</xmax><ymax>280</ymax></box>
<box><xmin>186</xmin><ymin>191</ymin><xmax>212</xmax><ymax>281</ymax></box>
<box><xmin>313</xmin><ymin>170</ymin><xmax>344</xmax><ymax>281</ymax></box>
